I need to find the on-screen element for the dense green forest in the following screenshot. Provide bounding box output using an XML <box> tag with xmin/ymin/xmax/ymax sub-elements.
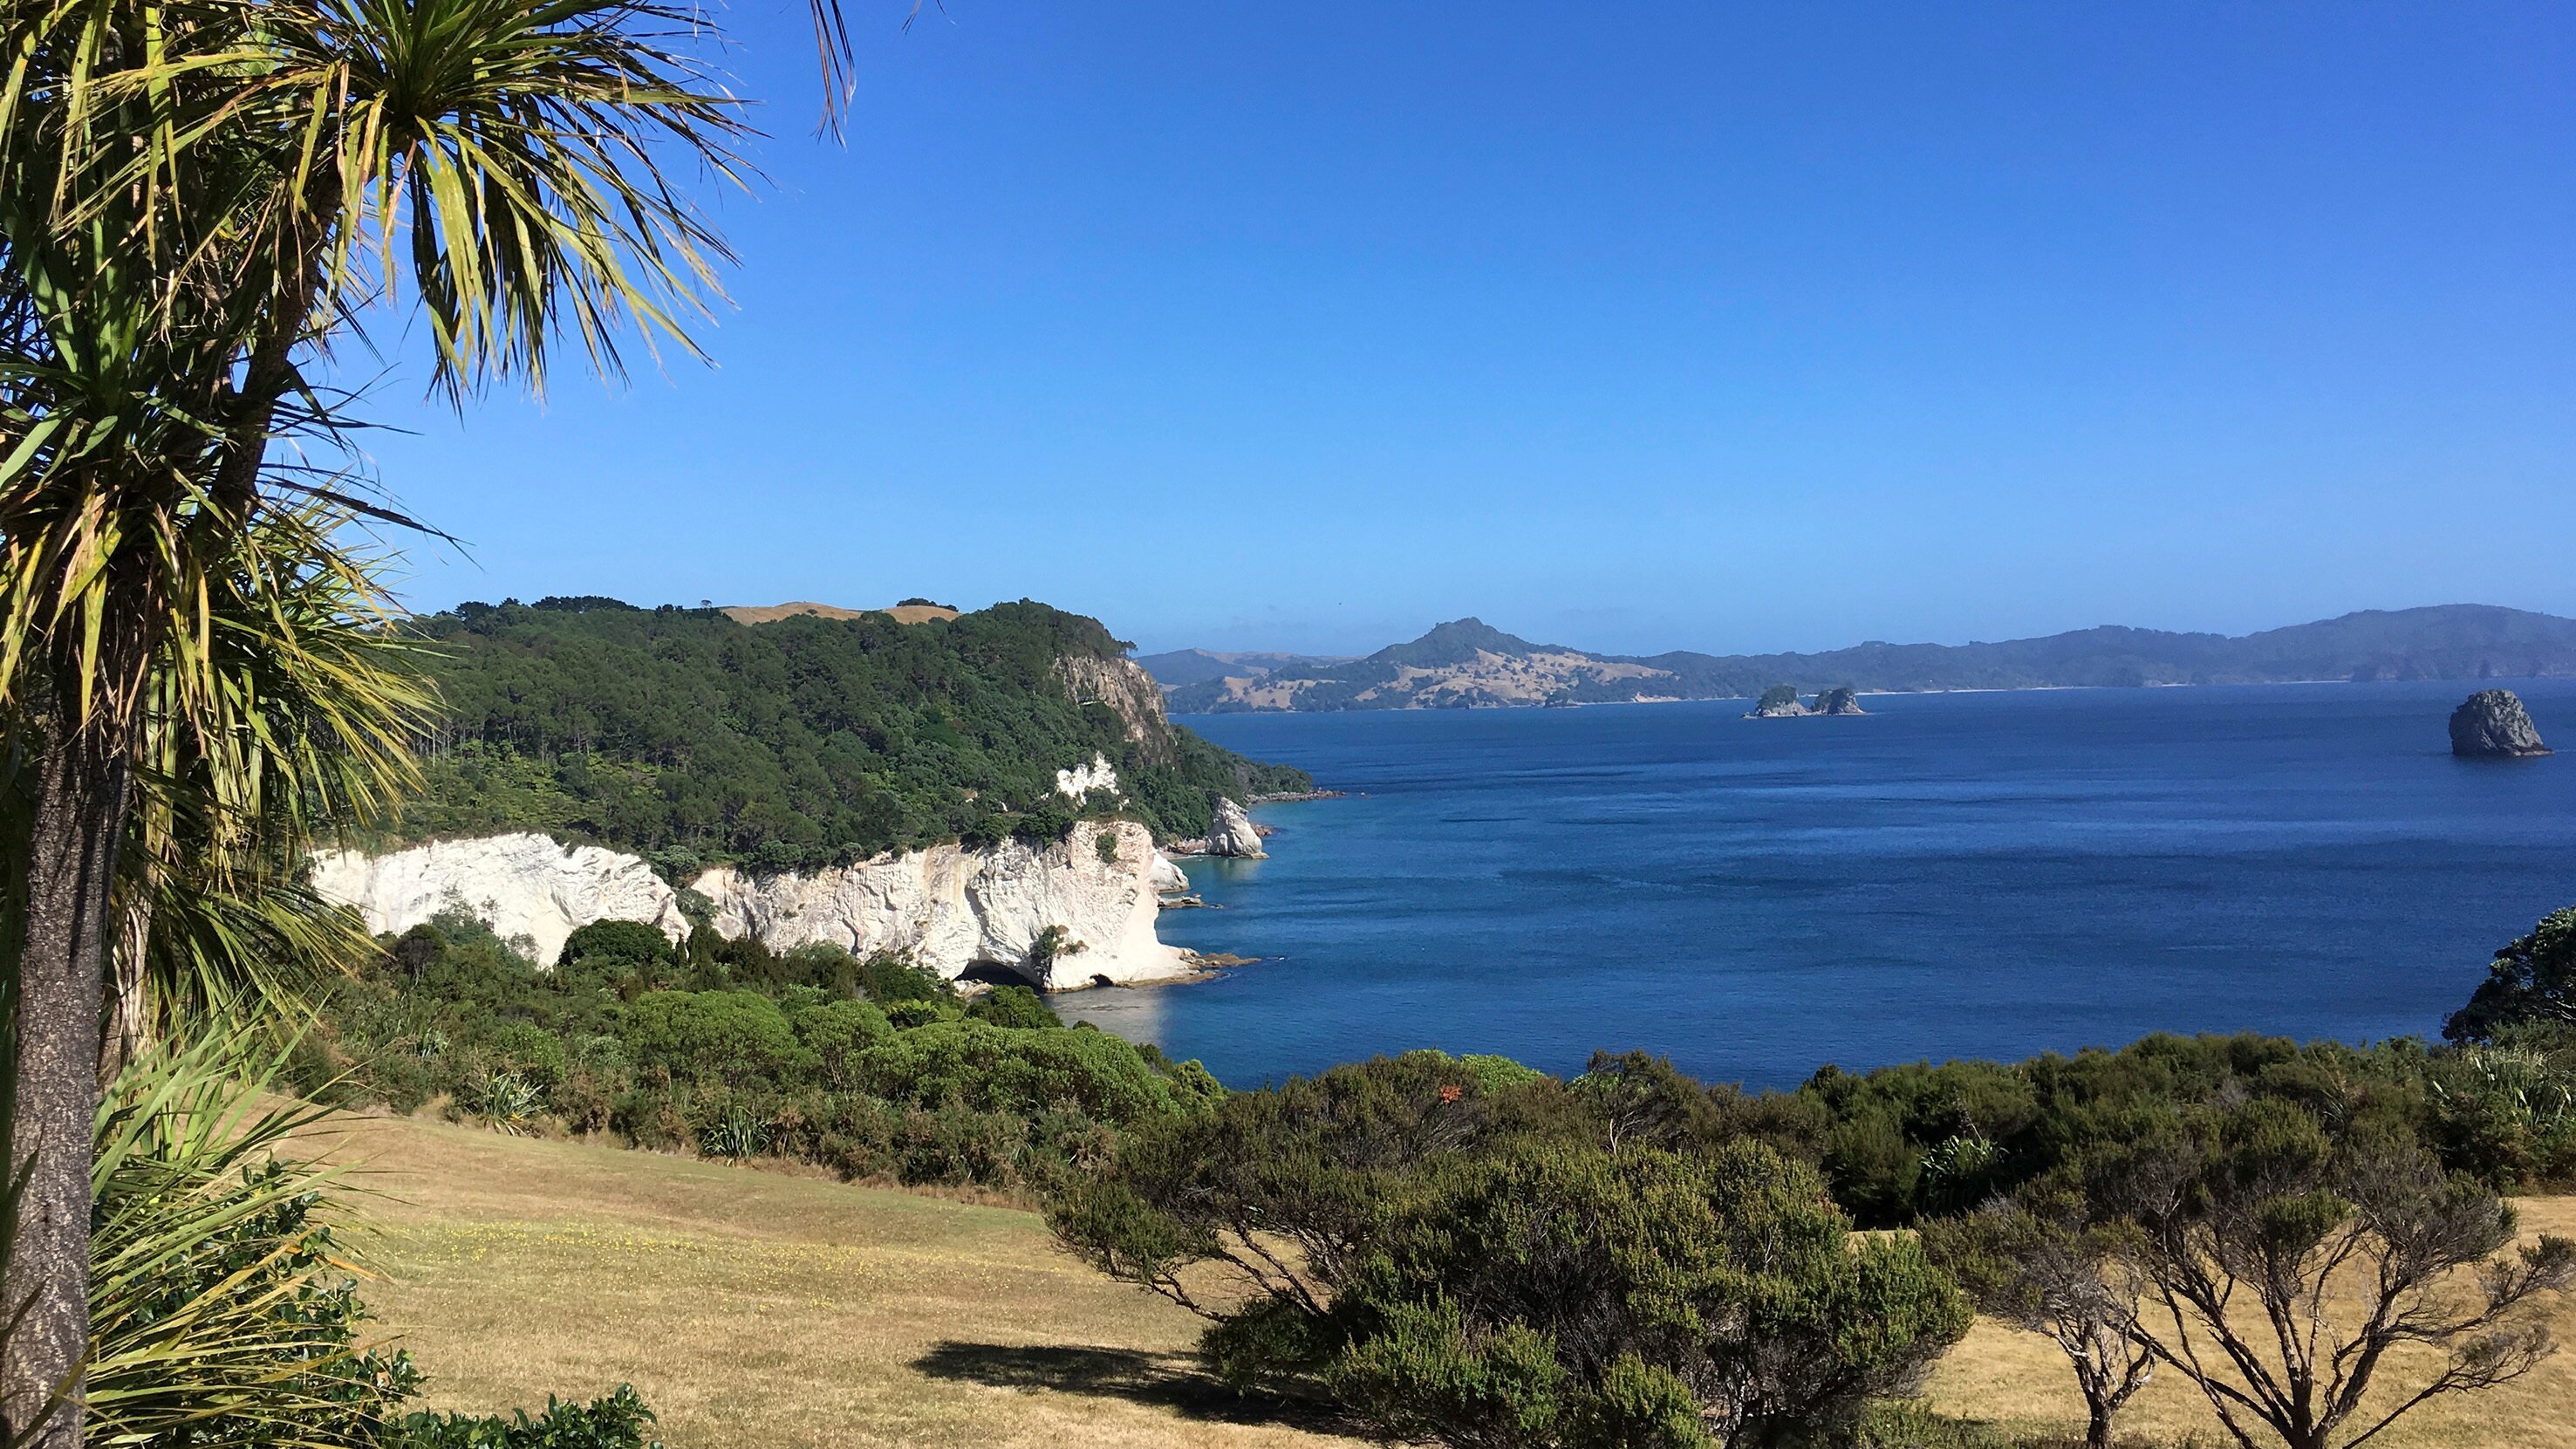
<box><xmin>391</xmin><ymin>598</ymin><xmax>1310</xmax><ymax>871</ymax></box>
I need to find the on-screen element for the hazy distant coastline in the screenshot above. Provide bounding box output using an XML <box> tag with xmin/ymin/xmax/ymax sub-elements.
<box><xmin>1145</xmin><ymin>604</ymin><xmax>2576</xmax><ymax>714</ymax></box>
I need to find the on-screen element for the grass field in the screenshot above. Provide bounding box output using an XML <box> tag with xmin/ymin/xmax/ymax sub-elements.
<box><xmin>331</xmin><ymin>1112</ymin><xmax>2576</xmax><ymax>1449</ymax></box>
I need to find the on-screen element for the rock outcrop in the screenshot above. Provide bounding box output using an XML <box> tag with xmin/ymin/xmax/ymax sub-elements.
<box><xmin>694</xmin><ymin>818</ymin><xmax>1187</xmax><ymax>989</ymax></box>
<box><xmin>1744</xmin><ymin>686</ymin><xmax>1863</xmax><ymax>718</ymax></box>
<box><xmin>1148</xmin><ymin>851</ymin><xmax>1192</xmax><ymax>893</ymax></box>
<box><xmin>2450</xmin><ymin>689</ymin><xmax>2552</xmax><ymax>758</ymax></box>
<box><xmin>1745</xmin><ymin>685</ymin><xmax>1809</xmax><ymax>719</ymax></box>
<box><xmin>1057</xmin><ymin>654</ymin><xmax>1173</xmax><ymax>758</ymax></box>
<box><xmin>1206</xmin><ymin>797</ymin><xmax>1268</xmax><ymax>858</ymax></box>
<box><xmin>310</xmin><ymin>833</ymin><xmax>693</xmax><ymax>964</ymax></box>
<box><xmin>314</xmin><ymin>819</ymin><xmax>1194</xmax><ymax>990</ymax></box>
<box><xmin>1055</xmin><ymin>753</ymin><xmax>1118</xmax><ymax>799</ymax></box>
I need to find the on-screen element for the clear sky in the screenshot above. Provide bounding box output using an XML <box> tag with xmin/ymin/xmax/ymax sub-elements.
<box><xmin>357</xmin><ymin>2</ymin><xmax>2576</xmax><ymax>658</ymax></box>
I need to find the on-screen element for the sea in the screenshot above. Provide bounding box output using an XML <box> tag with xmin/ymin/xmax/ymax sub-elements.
<box><xmin>1056</xmin><ymin>679</ymin><xmax>2576</xmax><ymax>1090</ymax></box>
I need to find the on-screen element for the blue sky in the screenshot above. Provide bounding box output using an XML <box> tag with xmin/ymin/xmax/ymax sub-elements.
<box><xmin>358</xmin><ymin>2</ymin><xmax>2576</xmax><ymax>657</ymax></box>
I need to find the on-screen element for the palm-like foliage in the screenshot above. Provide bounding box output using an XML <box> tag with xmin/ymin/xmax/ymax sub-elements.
<box><xmin>114</xmin><ymin>503</ymin><xmax>433</xmax><ymax>1063</ymax></box>
<box><xmin>87</xmin><ymin>1034</ymin><xmax>411</xmax><ymax>1448</ymax></box>
<box><xmin>0</xmin><ymin>1</ymin><xmax>748</xmax><ymax>1439</ymax></box>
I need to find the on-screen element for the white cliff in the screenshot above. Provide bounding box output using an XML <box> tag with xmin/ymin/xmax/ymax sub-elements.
<box><xmin>1148</xmin><ymin>851</ymin><xmax>1191</xmax><ymax>893</ymax></box>
<box><xmin>1055</xmin><ymin>753</ymin><xmax>1119</xmax><ymax>799</ymax></box>
<box><xmin>317</xmin><ymin>820</ymin><xmax>1193</xmax><ymax>991</ymax></box>
<box><xmin>309</xmin><ymin>832</ymin><xmax>693</xmax><ymax>964</ymax></box>
<box><xmin>1206</xmin><ymin>797</ymin><xmax>1268</xmax><ymax>858</ymax></box>
<box><xmin>692</xmin><ymin>818</ymin><xmax>1188</xmax><ymax>989</ymax></box>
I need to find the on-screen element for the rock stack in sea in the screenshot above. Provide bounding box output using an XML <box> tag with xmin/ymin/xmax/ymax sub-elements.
<box><xmin>2450</xmin><ymin>689</ymin><xmax>2551</xmax><ymax>758</ymax></box>
<box><xmin>1746</xmin><ymin>686</ymin><xmax>1808</xmax><ymax>719</ymax></box>
<box><xmin>1206</xmin><ymin>797</ymin><xmax>1269</xmax><ymax>858</ymax></box>
<box><xmin>1745</xmin><ymin>685</ymin><xmax>1865</xmax><ymax>718</ymax></box>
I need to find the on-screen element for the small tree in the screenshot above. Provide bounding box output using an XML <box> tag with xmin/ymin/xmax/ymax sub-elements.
<box><xmin>1921</xmin><ymin>1183</ymin><xmax>2153</xmax><ymax>1449</ymax></box>
<box><xmin>1050</xmin><ymin>1052</ymin><xmax>1562</xmax><ymax>1387</ymax></box>
<box><xmin>1047</xmin><ymin>1049</ymin><xmax>1925</xmax><ymax>1433</ymax></box>
<box><xmin>1330</xmin><ymin>1140</ymin><xmax>1970</xmax><ymax>1449</ymax></box>
<box><xmin>1029</xmin><ymin>925</ymin><xmax>1087</xmax><ymax>972</ymax></box>
<box><xmin>2087</xmin><ymin>1099</ymin><xmax>2575</xmax><ymax>1449</ymax></box>
<box><xmin>2447</xmin><ymin>905</ymin><xmax>2576</xmax><ymax>1042</ymax></box>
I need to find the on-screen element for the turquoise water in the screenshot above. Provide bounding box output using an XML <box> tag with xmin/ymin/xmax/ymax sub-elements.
<box><xmin>1057</xmin><ymin>680</ymin><xmax>2576</xmax><ymax>1088</ymax></box>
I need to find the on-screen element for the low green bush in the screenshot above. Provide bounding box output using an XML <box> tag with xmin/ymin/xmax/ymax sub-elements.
<box><xmin>393</xmin><ymin>1385</ymin><xmax>661</xmax><ymax>1449</ymax></box>
<box><xmin>300</xmin><ymin>914</ymin><xmax>1224</xmax><ymax>1197</ymax></box>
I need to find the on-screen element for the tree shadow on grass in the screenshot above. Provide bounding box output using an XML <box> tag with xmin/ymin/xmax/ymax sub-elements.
<box><xmin>911</xmin><ymin>1342</ymin><xmax>1357</xmax><ymax>1435</ymax></box>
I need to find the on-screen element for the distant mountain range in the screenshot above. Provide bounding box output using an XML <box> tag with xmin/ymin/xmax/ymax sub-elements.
<box><xmin>1151</xmin><ymin>605</ymin><xmax>2576</xmax><ymax>714</ymax></box>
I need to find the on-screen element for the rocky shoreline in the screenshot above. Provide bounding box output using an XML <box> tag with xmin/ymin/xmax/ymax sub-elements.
<box><xmin>318</xmin><ymin>789</ymin><xmax>1340</xmax><ymax>995</ymax></box>
<box><xmin>315</xmin><ymin>819</ymin><xmax>1197</xmax><ymax>993</ymax></box>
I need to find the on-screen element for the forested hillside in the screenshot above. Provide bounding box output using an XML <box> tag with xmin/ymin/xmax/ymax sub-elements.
<box><xmin>389</xmin><ymin>598</ymin><xmax>1309</xmax><ymax>871</ymax></box>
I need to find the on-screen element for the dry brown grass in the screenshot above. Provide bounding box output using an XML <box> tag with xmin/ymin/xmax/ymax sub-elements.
<box><xmin>328</xmin><ymin>1113</ymin><xmax>2576</xmax><ymax>1449</ymax></box>
<box><xmin>328</xmin><ymin>1114</ymin><xmax>1358</xmax><ymax>1449</ymax></box>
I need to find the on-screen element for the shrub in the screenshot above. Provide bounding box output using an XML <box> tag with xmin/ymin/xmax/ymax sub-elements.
<box><xmin>393</xmin><ymin>1385</ymin><xmax>662</xmax><ymax>1449</ymax></box>
<box><xmin>1331</xmin><ymin>1141</ymin><xmax>1969</xmax><ymax>1449</ymax></box>
<box><xmin>1096</xmin><ymin>830</ymin><xmax>1122</xmax><ymax>864</ymax></box>
<box><xmin>893</xmin><ymin>1103</ymin><xmax>1026</xmax><ymax>1186</ymax></box>
<box><xmin>859</xmin><ymin>1020</ymin><xmax>1208</xmax><ymax>1125</ymax></box>
<box><xmin>558</xmin><ymin>919</ymin><xmax>676</xmax><ymax>969</ymax></box>
<box><xmin>457</xmin><ymin>1070</ymin><xmax>547</xmax><ymax>1134</ymax></box>
<box><xmin>851</xmin><ymin>949</ymin><xmax>954</xmax><ymax>1005</ymax></box>
<box><xmin>621</xmin><ymin>990</ymin><xmax>810</xmax><ymax>1086</ymax></box>
<box><xmin>89</xmin><ymin>1042</ymin><xmax>422</xmax><ymax>1446</ymax></box>
<box><xmin>789</xmin><ymin>998</ymin><xmax>895</xmax><ymax>1086</ymax></box>
<box><xmin>1051</xmin><ymin>1050</ymin><xmax>1588</xmax><ymax>1378</ymax></box>
<box><xmin>487</xmin><ymin>1020</ymin><xmax>569</xmax><ymax>1088</ymax></box>
<box><xmin>1029</xmin><ymin>924</ymin><xmax>1087</xmax><ymax>971</ymax></box>
<box><xmin>699</xmin><ymin>1106</ymin><xmax>774</xmax><ymax>1160</ymax></box>
<box><xmin>2448</xmin><ymin>905</ymin><xmax>2576</xmax><ymax>1042</ymax></box>
<box><xmin>965</xmin><ymin>985</ymin><xmax>1061</xmax><ymax>1030</ymax></box>
<box><xmin>882</xmin><ymin>998</ymin><xmax>954</xmax><ymax>1029</ymax></box>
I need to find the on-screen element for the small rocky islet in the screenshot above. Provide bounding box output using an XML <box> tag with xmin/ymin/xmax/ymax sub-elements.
<box><xmin>1744</xmin><ymin>685</ymin><xmax>1869</xmax><ymax>719</ymax></box>
<box><xmin>2450</xmin><ymin>688</ymin><xmax>2551</xmax><ymax>758</ymax></box>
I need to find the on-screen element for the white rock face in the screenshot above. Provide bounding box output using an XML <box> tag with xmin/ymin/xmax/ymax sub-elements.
<box><xmin>692</xmin><ymin>817</ymin><xmax>1189</xmax><ymax>990</ymax></box>
<box><xmin>311</xmin><ymin>832</ymin><xmax>692</xmax><ymax>965</ymax></box>
<box><xmin>1148</xmin><ymin>851</ymin><xmax>1191</xmax><ymax>893</ymax></box>
<box><xmin>1056</xmin><ymin>753</ymin><xmax>1119</xmax><ymax>799</ymax></box>
<box><xmin>1206</xmin><ymin>797</ymin><xmax>1267</xmax><ymax>858</ymax></box>
<box><xmin>314</xmin><ymin>820</ymin><xmax>1192</xmax><ymax>991</ymax></box>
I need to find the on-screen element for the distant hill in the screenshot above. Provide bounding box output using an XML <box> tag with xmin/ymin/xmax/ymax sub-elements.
<box><xmin>1136</xmin><ymin>647</ymin><xmax>1358</xmax><ymax>688</ymax></box>
<box><xmin>1162</xmin><ymin>605</ymin><xmax>2576</xmax><ymax>714</ymax></box>
<box><xmin>721</xmin><ymin>599</ymin><xmax>960</xmax><ymax>625</ymax></box>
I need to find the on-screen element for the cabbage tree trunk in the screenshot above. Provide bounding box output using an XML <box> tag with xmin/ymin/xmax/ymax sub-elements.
<box><xmin>2</xmin><ymin>702</ymin><xmax>133</xmax><ymax>1449</ymax></box>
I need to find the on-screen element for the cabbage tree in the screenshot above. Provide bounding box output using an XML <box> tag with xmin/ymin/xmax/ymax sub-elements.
<box><xmin>0</xmin><ymin>0</ymin><xmax>750</xmax><ymax>1439</ymax></box>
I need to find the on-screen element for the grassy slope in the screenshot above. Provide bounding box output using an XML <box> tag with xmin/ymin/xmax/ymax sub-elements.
<box><xmin>334</xmin><ymin>1113</ymin><xmax>1359</xmax><ymax>1449</ymax></box>
<box><xmin>333</xmin><ymin>1113</ymin><xmax>2573</xmax><ymax>1449</ymax></box>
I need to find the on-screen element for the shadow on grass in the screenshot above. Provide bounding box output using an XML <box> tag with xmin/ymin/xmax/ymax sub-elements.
<box><xmin>912</xmin><ymin>1342</ymin><xmax>1356</xmax><ymax>1434</ymax></box>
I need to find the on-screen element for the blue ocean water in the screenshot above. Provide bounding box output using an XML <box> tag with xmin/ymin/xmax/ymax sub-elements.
<box><xmin>1056</xmin><ymin>680</ymin><xmax>2576</xmax><ymax>1089</ymax></box>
